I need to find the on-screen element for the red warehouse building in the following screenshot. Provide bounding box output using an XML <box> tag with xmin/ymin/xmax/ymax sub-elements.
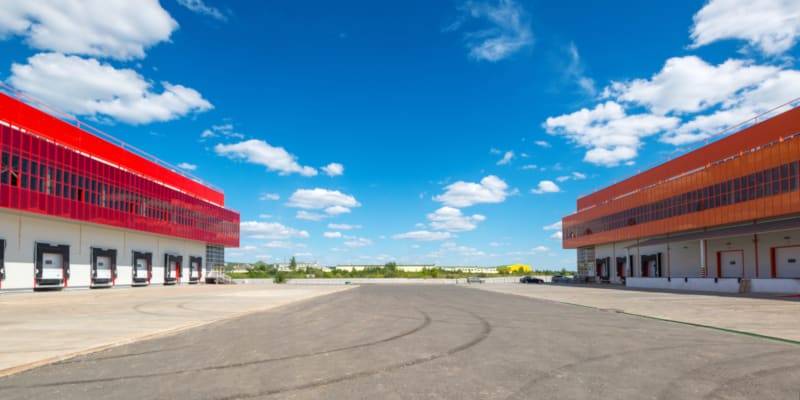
<box><xmin>0</xmin><ymin>89</ymin><xmax>239</xmax><ymax>291</ymax></box>
<box><xmin>562</xmin><ymin>104</ymin><xmax>800</xmax><ymax>294</ymax></box>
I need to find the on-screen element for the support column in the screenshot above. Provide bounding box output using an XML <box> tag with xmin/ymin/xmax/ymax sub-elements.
<box><xmin>625</xmin><ymin>247</ymin><xmax>631</xmax><ymax>277</ymax></box>
<box><xmin>700</xmin><ymin>239</ymin><xmax>707</xmax><ymax>277</ymax></box>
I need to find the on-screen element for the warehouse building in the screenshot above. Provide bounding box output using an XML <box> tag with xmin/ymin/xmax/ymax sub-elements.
<box><xmin>0</xmin><ymin>89</ymin><xmax>239</xmax><ymax>292</ymax></box>
<box><xmin>562</xmin><ymin>104</ymin><xmax>800</xmax><ymax>294</ymax></box>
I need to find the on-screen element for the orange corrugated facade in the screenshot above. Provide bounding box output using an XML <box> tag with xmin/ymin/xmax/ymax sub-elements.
<box><xmin>563</xmin><ymin>107</ymin><xmax>800</xmax><ymax>249</ymax></box>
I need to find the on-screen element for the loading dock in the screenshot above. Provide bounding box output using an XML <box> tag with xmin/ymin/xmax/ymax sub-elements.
<box><xmin>90</xmin><ymin>248</ymin><xmax>117</xmax><ymax>288</ymax></box>
<box><xmin>641</xmin><ymin>253</ymin><xmax>663</xmax><ymax>277</ymax></box>
<box><xmin>132</xmin><ymin>251</ymin><xmax>152</xmax><ymax>286</ymax></box>
<box><xmin>164</xmin><ymin>253</ymin><xmax>181</xmax><ymax>285</ymax></box>
<box><xmin>35</xmin><ymin>243</ymin><xmax>69</xmax><ymax>290</ymax></box>
<box><xmin>772</xmin><ymin>246</ymin><xmax>800</xmax><ymax>278</ymax></box>
<box><xmin>189</xmin><ymin>256</ymin><xmax>202</xmax><ymax>284</ymax></box>
<box><xmin>717</xmin><ymin>250</ymin><xmax>744</xmax><ymax>278</ymax></box>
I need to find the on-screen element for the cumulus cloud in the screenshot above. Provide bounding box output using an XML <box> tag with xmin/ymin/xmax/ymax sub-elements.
<box><xmin>434</xmin><ymin>175</ymin><xmax>511</xmax><ymax>207</ymax></box>
<box><xmin>239</xmin><ymin>221</ymin><xmax>310</xmax><ymax>240</ymax></box>
<box><xmin>214</xmin><ymin>139</ymin><xmax>317</xmax><ymax>177</ymax></box>
<box><xmin>427</xmin><ymin>207</ymin><xmax>486</xmax><ymax>232</ymax></box>
<box><xmin>496</xmin><ymin>150</ymin><xmax>514</xmax><ymax>165</ymax></box>
<box><xmin>447</xmin><ymin>0</ymin><xmax>533</xmax><ymax>62</ymax></box>
<box><xmin>605</xmin><ymin>56</ymin><xmax>779</xmax><ymax>115</ymax></box>
<box><xmin>328</xmin><ymin>223</ymin><xmax>361</xmax><ymax>230</ymax></box>
<box><xmin>201</xmin><ymin>123</ymin><xmax>244</xmax><ymax>140</ymax></box>
<box><xmin>543</xmin><ymin>221</ymin><xmax>562</xmax><ymax>231</ymax></box>
<box><xmin>322</xmin><ymin>162</ymin><xmax>344</xmax><ymax>177</ymax></box>
<box><xmin>323</xmin><ymin>231</ymin><xmax>342</xmax><ymax>238</ymax></box>
<box><xmin>533</xmin><ymin>140</ymin><xmax>551</xmax><ymax>148</ymax></box>
<box><xmin>690</xmin><ymin>0</ymin><xmax>800</xmax><ymax>56</ymax></box>
<box><xmin>393</xmin><ymin>230</ymin><xmax>454</xmax><ymax>241</ymax></box>
<box><xmin>260</xmin><ymin>193</ymin><xmax>280</xmax><ymax>201</ymax></box>
<box><xmin>344</xmin><ymin>237</ymin><xmax>373</xmax><ymax>248</ymax></box>
<box><xmin>0</xmin><ymin>0</ymin><xmax>177</xmax><ymax>60</ymax></box>
<box><xmin>177</xmin><ymin>162</ymin><xmax>197</xmax><ymax>171</ymax></box>
<box><xmin>287</xmin><ymin>189</ymin><xmax>361</xmax><ymax>218</ymax></box>
<box><xmin>531</xmin><ymin>180</ymin><xmax>560</xmax><ymax>194</ymax></box>
<box><xmin>177</xmin><ymin>0</ymin><xmax>228</xmax><ymax>21</ymax></box>
<box><xmin>9</xmin><ymin>53</ymin><xmax>212</xmax><ymax>124</ymax></box>
<box><xmin>544</xmin><ymin>101</ymin><xmax>679</xmax><ymax>166</ymax></box>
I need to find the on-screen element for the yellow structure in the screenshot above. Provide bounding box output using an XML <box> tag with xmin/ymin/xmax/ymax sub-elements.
<box><xmin>498</xmin><ymin>264</ymin><xmax>532</xmax><ymax>274</ymax></box>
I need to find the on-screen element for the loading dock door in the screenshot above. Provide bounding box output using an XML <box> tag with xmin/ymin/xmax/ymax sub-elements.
<box><xmin>42</xmin><ymin>253</ymin><xmax>64</xmax><ymax>282</ymax></box>
<box><xmin>91</xmin><ymin>248</ymin><xmax>117</xmax><ymax>287</ymax></box>
<box><xmin>35</xmin><ymin>243</ymin><xmax>70</xmax><ymax>288</ymax></box>
<box><xmin>132</xmin><ymin>251</ymin><xmax>152</xmax><ymax>285</ymax></box>
<box><xmin>719</xmin><ymin>251</ymin><xmax>744</xmax><ymax>278</ymax></box>
<box><xmin>189</xmin><ymin>256</ymin><xmax>202</xmax><ymax>283</ymax></box>
<box><xmin>164</xmin><ymin>254</ymin><xmax>180</xmax><ymax>285</ymax></box>
<box><xmin>775</xmin><ymin>246</ymin><xmax>800</xmax><ymax>278</ymax></box>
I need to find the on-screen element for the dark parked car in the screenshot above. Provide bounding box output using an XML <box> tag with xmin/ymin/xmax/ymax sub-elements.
<box><xmin>519</xmin><ymin>276</ymin><xmax>544</xmax><ymax>284</ymax></box>
<box><xmin>551</xmin><ymin>275</ymin><xmax>569</xmax><ymax>283</ymax></box>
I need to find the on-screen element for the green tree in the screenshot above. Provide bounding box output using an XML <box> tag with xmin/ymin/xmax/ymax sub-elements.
<box><xmin>289</xmin><ymin>256</ymin><xmax>297</xmax><ymax>271</ymax></box>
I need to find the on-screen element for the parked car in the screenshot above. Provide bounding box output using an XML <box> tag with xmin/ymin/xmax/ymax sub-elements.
<box><xmin>466</xmin><ymin>276</ymin><xmax>485</xmax><ymax>284</ymax></box>
<box><xmin>551</xmin><ymin>275</ymin><xmax>571</xmax><ymax>283</ymax></box>
<box><xmin>519</xmin><ymin>276</ymin><xmax>544</xmax><ymax>284</ymax></box>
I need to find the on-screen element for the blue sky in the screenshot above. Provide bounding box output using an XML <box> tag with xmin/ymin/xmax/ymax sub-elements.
<box><xmin>1</xmin><ymin>0</ymin><xmax>800</xmax><ymax>267</ymax></box>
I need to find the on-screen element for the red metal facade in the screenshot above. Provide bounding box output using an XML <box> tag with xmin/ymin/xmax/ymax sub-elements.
<box><xmin>0</xmin><ymin>93</ymin><xmax>225</xmax><ymax>206</ymax></box>
<box><xmin>563</xmin><ymin>107</ymin><xmax>800</xmax><ymax>249</ymax></box>
<box><xmin>0</xmin><ymin>100</ymin><xmax>239</xmax><ymax>247</ymax></box>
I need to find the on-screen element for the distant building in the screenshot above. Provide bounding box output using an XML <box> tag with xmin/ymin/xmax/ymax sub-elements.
<box><xmin>562</xmin><ymin>102</ymin><xmax>800</xmax><ymax>293</ymax></box>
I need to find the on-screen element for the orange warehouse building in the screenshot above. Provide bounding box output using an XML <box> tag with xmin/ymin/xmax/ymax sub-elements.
<box><xmin>561</xmin><ymin>105</ymin><xmax>800</xmax><ymax>294</ymax></box>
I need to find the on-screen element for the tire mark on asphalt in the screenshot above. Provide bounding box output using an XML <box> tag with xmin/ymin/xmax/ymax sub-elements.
<box><xmin>0</xmin><ymin>309</ymin><xmax>433</xmax><ymax>390</ymax></box>
<box><xmin>53</xmin><ymin>346</ymin><xmax>193</xmax><ymax>365</ymax></box>
<box><xmin>655</xmin><ymin>348</ymin><xmax>797</xmax><ymax>400</ymax></box>
<box><xmin>210</xmin><ymin>308</ymin><xmax>492</xmax><ymax>400</ymax></box>
<box><xmin>503</xmin><ymin>343</ymin><xmax>715</xmax><ymax>400</ymax></box>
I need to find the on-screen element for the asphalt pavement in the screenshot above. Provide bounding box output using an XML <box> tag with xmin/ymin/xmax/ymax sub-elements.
<box><xmin>0</xmin><ymin>284</ymin><xmax>798</xmax><ymax>399</ymax></box>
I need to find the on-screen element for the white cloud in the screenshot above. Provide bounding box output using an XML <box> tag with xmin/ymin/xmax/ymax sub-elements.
<box><xmin>0</xmin><ymin>0</ymin><xmax>177</xmax><ymax>60</ymax></box>
<box><xmin>323</xmin><ymin>231</ymin><xmax>342</xmax><ymax>238</ymax></box>
<box><xmin>605</xmin><ymin>56</ymin><xmax>779</xmax><ymax>115</ymax></box>
<box><xmin>533</xmin><ymin>140</ymin><xmax>551</xmax><ymax>148</ymax></box>
<box><xmin>690</xmin><ymin>0</ymin><xmax>800</xmax><ymax>56</ymax></box>
<box><xmin>344</xmin><ymin>237</ymin><xmax>373</xmax><ymax>248</ymax></box>
<box><xmin>177</xmin><ymin>162</ymin><xmax>197</xmax><ymax>171</ymax></box>
<box><xmin>176</xmin><ymin>0</ymin><xmax>227</xmax><ymax>21</ymax></box>
<box><xmin>521</xmin><ymin>164</ymin><xmax>539</xmax><ymax>170</ymax></box>
<box><xmin>328</xmin><ymin>223</ymin><xmax>361</xmax><ymax>230</ymax></box>
<box><xmin>565</xmin><ymin>42</ymin><xmax>596</xmax><ymax>96</ymax></box>
<box><xmin>543</xmin><ymin>221</ymin><xmax>562</xmax><ymax>231</ymax></box>
<box><xmin>532</xmin><ymin>245</ymin><xmax>549</xmax><ymax>253</ymax></box>
<box><xmin>496</xmin><ymin>150</ymin><xmax>514</xmax><ymax>165</ymax></box>
<box><xmin>201</xmin><ymin>123</ymin><xmax>244</xmax><ymax>140</ymax></box>
<box><xmin>427</xmin><ymin>207</ymin><xmax>486</xmax><ymax>232</ymax></box>
<box><xmin>239</xmin><ymin>221</ymin><xmax>310</xmax><ymax>240</ymax></box>
<box><xmin>544</xmin><ymin>101</ymin><xmax>679</xmax><ymax>166</ymax></box>
<box><xmin>531</xmin><ymin>180</ymin><xmax>560</xmax><ymax>194</ymax></box>
<box><xmin>287</xmin><ymin>189</ymin><xmax>360</xmax><ymax>216</ymax></box>
<box><xmin>664</xmin><ymin>69</ymin><xmax>800</xmax><ymax>145</ymax></box>
<box><xmin>448</xmin><ymin>0</ymin><xmax>533</xmax><ymax>62</ymax></box>
<box><xmin>393</xmin><ymin>230</ymin><xmax>454</xmax><ymax>241</ymax></box>
<box><xmin>572</xmin><ymin>172</ymin><xmax>587</xmax><ymax>180</ymax></box>
<box><xmin>556</xmin><ymin>176</ymin><xmax>570</xmax><ymax>183</ymax></box>
<box><xmin>322</xmin><ymin>162</ymin><xmax>344</xmax><ymax>177</ymax></box>
<box><xmin>296</xmin><ymin>211</ymin><xmax>327</xmax><ymax>221</ymax></box>
<box><xmin>433</xmin><ymin>241</ymin><xmax>486</xmax><ymax>258</ymax></box>
<box><xmin>434</xmin><ymin>175</ymin><xmax>511</xmax><ymax>207</ymax></box>
<box><xmin>550</xmin><ymin>231</ymin><xmax>563</xmax><ymax>240</ymax></box>
<box><xmin>214</xmin><ymin>139</ymin><xmax>317</xmax><ymax>177</ymax></box>
<box><xmin>260</xmin><ymin>193</ymin><xmax>280</xmax><ymax>201</ymax></box>
<box><xmin>9</xmin><ymin>53</ymin><xmax>212</xmax><ymax>124</ymax></box>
